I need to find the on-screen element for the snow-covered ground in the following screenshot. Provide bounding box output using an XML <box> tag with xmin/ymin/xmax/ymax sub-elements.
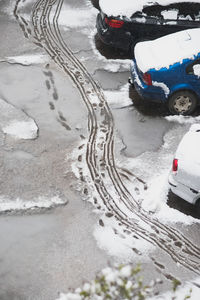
<box><xmin>2</xmin><ymin>0</ymin><xmax>200</xmax><ymax>298</ymax></box>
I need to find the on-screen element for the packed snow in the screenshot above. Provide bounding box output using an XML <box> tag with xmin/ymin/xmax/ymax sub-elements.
<box><xmin>135</xmin><ymin>28</ymin><xmax>200</xmax><ymax>72</ymax></box>
<box><xmin>99</xmin><ymin>0</ymin><xmax>198</xmax><ymax>18</ymax></box>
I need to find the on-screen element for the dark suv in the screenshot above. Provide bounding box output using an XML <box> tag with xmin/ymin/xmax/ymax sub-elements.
<box><xmin>96</xmin><ymin>1</ymin><xmax>200</xmax><ymax>53</ymax></box>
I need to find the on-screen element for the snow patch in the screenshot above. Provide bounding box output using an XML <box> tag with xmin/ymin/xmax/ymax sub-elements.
<box><xmin>0</xmin><ymin>195</ymin><xmax>67</xmax><ymax>213</ymax></box>
<box><xmin>104</xmin><ymin>84</ymin><xmax>132</xmax><ymax>108</ymax></box>
<box><xmin>193</xmin><ymin>64</ymin><xmax>200</xmax><ymax>77</ymax></box>
<box><xmin>165</xmin><ymin>115</ymin><xmax>200</xmax><ymax>125</ymax></box>
<box><xmin>1</xmin><ymin>54</ymin><xmax>49</xmax><ymax>66</ymax></box>
<box><xmin>152</xmin><ymin>81</ymin><xmax>170</xmax><ymax>96</ymax></box>
<box><xmin>3</xmin><ymin>120</ymin><xmax>38</xmax><ymax>139</ymax></box>
<box><xmin>0</xmin><ymin>98</ymin><xmax>38</xmax><ymax>140</ymax></box>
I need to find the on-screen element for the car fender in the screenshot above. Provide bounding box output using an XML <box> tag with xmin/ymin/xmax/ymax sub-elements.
<box><xmin>169</xmin><ymin>83</ymin><xmax>197</xmax><ymax>97</ymax></box>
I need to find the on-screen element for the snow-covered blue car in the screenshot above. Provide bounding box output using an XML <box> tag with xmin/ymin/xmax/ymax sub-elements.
<box><xmin>130</xmin><ymin>28</ymin><xmax>200</xmax><ymax>115</ymax></box>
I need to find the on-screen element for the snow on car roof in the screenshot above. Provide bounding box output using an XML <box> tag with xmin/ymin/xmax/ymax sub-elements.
<box><xmin>99</xmin><ymin>0</ymin><xmax>198</xmax><ymax>18</ymax></box>
<box><xmin>134</xmin><ymin>28</ymin><xmax>200</xmax><ymax>73</ymax></box>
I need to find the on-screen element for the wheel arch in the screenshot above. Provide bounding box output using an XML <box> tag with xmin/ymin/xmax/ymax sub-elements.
<box><xmin>168</xmin><ymin>84</ymin><xmax>199</xmax><ymax>101</ymax></box>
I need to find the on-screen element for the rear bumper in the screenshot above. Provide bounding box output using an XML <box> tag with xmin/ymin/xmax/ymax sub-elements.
<box><xmin>130</xmin><ymin>61</ymin><xmax>167</xmax><ymax>104</ymax></box>
<box><xmin>168</xmin><ymin>173</ymin><xmax>200</xmax><ymax>205</ymax></box>
<box><xmin>96</xmin><ymin>13</ymin><xmax>131</xmax><ymax>51</ymax></box>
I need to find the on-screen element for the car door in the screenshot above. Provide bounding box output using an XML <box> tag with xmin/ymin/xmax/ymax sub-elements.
<box><xmin>175</xmin><ymin>130</ymin><xmax>200</xmax><ymax>192</ymax></box>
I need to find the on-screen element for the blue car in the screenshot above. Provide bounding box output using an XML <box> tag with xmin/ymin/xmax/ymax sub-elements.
<box><xmin>130</xmin><ymin>28</ymin><xmax>200</xmax><ymax>115</ymax></box>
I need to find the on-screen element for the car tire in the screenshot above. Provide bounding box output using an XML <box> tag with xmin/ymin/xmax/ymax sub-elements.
<box><xmin>168</xmin><ymin>90</ymin><xmax>197</xmax><ymax>115</ymax></box>
<box><xmin>90</xmin><ymin>0</ymin><xmax>100</xmax><ymax>10</ymax></box>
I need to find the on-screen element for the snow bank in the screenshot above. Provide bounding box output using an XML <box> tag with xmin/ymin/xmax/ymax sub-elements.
<box><xmin>135</xmin><ymin>28</ymin><xmax>200</xmax><ymax>72</ymax></box>
<box><xmin>99</xmin><ymin>0</ymin><xmax>198</xmax><ymax>18</ymax></box>
<box><xmin>0</xmin><ymin>98</ymin><xmax>38</xmax><ymax>140</ymax></box>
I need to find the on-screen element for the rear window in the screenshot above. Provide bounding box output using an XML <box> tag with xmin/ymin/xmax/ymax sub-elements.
<box><xmin>132</xmin><ymin>2</ymin><xmax>200</xmax><ymax>21</ymax></box>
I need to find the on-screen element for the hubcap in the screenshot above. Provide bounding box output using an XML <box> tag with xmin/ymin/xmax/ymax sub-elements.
<box><xmin>174</xmin><ymin>95</ymin><xmax>192</xmax><ymax>113</ymax></box>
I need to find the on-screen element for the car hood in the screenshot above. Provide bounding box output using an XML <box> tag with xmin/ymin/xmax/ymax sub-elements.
<box><xmin>134</xmin><ymin>28</ymin><xmax>200</xmax><ymax>73</ymax></box>
<box><xmin>175</xmin><ymin>124</ymin><xmax>200</xmax><ymax>191</ymax></box>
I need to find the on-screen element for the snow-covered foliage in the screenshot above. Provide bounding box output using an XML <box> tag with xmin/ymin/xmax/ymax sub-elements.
<box><xmin>56</xmin><ymin>264</ymin><xmax>163</xmax><ymax>300</ymax></box>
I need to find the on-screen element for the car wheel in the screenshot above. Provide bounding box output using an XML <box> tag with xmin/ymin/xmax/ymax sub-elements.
<box><xmin>195</xmin><ymin>199</ymin><xmax>200</xmax><ymax>215</ymax></box>
<box><xmin>90</xmin><ymin>0</ymin><xmax>100</xmax><ymax>10</ymax></box>
<box><xmin>168</xmin><ymin>90</ymin><xmax>197</xmax><ymax>115</ymax></box>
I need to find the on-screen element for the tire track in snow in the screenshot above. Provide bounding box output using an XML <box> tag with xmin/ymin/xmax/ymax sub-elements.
<box><xmin>14</xmin><ymin>0</ymin><xmax>200</xmax><ymax>275</ymax></box>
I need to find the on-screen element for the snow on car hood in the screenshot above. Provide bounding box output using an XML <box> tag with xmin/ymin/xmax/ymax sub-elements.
<box><xmin>134</xmin><ymin>28</ymin><xmax>200</xmax><ymax>73</ymax></box>
<box><xmin>99</xmin><ymin>0</ymin><xmax>199</xmax><ymax>18</ymax></box>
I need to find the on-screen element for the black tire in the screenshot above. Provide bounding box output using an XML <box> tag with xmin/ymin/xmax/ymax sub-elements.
<box><xmin>195</xmin><ymin>199</ymin><xmax>200</xmax><ymax>216</ymax></box>
<box><xmin>168</xmin><ymin>90</ymin><xmax>197</xmax><ymax>115</ymax></box>
<box><xmin>90</xmin><ymin>0</ymin><xmax>100</xmax><ymax>10</ymax></box>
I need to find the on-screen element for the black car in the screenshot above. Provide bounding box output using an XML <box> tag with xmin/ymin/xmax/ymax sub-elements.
<box><xmin>96</xmin><ymin>1</ymin><xmax>200</xmax><ymax>54</ymax></box>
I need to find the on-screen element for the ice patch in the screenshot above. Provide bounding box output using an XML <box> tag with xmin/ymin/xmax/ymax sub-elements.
<box><xmin>0</xmin><ymin>195</ymin><xmax>67</xmax><ymax>213</ymax></box>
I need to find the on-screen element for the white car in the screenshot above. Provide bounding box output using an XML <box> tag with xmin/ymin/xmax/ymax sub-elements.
<box><xmin>168</xmin><ymin>124</ymin><xmax>200</xmax><ymax>209</ymax></box>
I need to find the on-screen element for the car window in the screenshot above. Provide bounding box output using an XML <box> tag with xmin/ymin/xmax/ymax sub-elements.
<box><xmin>186</xmin><ymin>59</ymin><xmax>200</xmax><ymax>74</ymax></box>
<box><xmin>177</xmin><ymin>2</ymin><xmax>200</xmax><ymax>21</ymax></box>
<box><xmin>141</xmin><ymin>2</ymin><xmax>200</xmax><ymax>21</ymax></box>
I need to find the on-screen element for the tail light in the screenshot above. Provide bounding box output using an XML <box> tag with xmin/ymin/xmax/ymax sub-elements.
<box><xmin>105</xmin><ymin>17</ymin><xmax>124</xmax><ymax>28</ymax></box>
<box><xmin>142</xmin><ymin>72</ymin><xmax>152</xmax><ymax>86</ymax></box>
<box><xmin>172</xmin><ymin>158</ymin><xmax>178</xmax><ymax>172</ymax></box>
